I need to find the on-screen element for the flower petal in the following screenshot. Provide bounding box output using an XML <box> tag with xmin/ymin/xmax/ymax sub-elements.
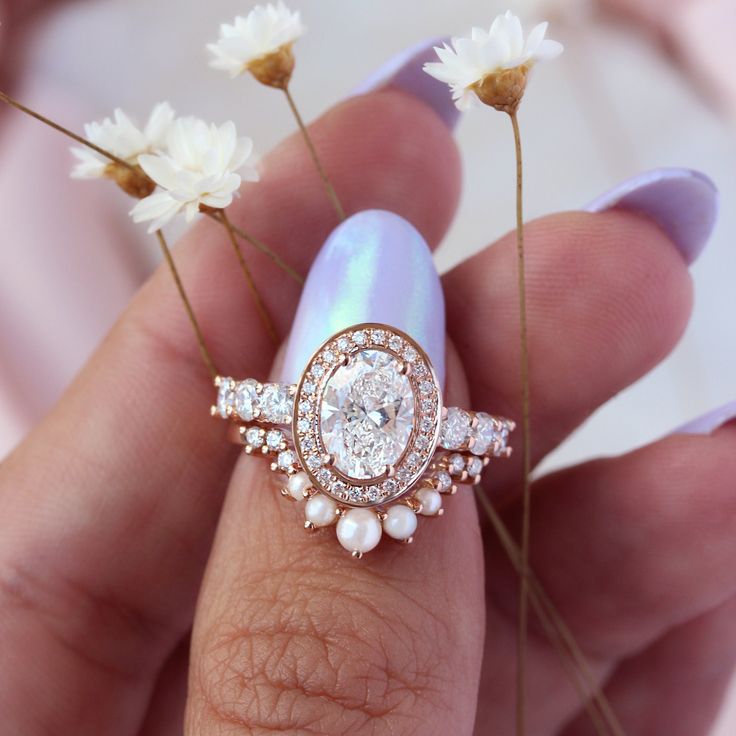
<box><xmin>130</xmin><ymin>191</ymin><xmax>183</xmax><ymax>233</ymax></box>
<box><xmin>535</xmin><ymin>39</ymin><xmax>564</xmax><ymax>61</ymax></box>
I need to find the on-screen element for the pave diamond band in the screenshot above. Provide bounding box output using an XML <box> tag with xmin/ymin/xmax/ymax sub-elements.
<box><xmin>215</xmin><ymin>379</ymin><xmax>513</xmax><ymax>457</ymax></box>
<box><xmin>212</xmin><ymin>323</ymin><xmax>514</xmax><ymax>557</ymax></box>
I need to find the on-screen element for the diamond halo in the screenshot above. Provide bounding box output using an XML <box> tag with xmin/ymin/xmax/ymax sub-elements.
<box><xmin>213</xmin><ymin>322</ymin><xmax>515</xmax><ymax>556</ymax></box>
<box><xmin>292</xmin><ymin>323</ymin><xmax>442</xmax><ymax>507</ymax></box>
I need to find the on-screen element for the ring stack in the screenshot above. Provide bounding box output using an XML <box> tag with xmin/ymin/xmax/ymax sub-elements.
<box><xmin>213</xmin><ymin>323</ymin><xmax>514</xmax><ymax>557</ymax></box>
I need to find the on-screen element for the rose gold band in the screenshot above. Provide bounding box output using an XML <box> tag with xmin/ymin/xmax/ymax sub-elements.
<box><xmin>210</xmin><ymin>323</ymin><xmax>514</xmax><ymax>555</ymax></box>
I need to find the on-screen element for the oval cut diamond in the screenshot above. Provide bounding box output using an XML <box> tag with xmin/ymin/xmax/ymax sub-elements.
<box><xmin>320</xmin><ymin>349</ymin><xmax>415</xmax><ymax>479</ymax></box>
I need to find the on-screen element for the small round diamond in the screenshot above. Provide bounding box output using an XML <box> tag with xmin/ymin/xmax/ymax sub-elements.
<box><xmin>396</xmin><ymin>467</ymin><xmax>412</xmax><ymax>482</ymax></box>
<box><xmin>353</xmin><ymin>330</ymin><xmax>366</xmax><ymax>345</ymax></box>
<box><xmin>316</xmin><ymin>468</ymin><xmax>332</xmax><ymax>485</ymax></box>
<box><xmin>421</xmin><ymin>398</ymin><xmax>435</xmax><ymax>413</ymax></box>
<box><xmin>234</xmin><ymin>379</ymin><xmax>259</xmax><ymax>421</ymax></box>
<box><xmin>337</xmin><ymin>336</ymin><xmax>350</xmax><ymax>352</ymax></box>
<box><xmin>416</xmin><ymin>434</ymin><xmax>430</xmax><ymax>450</ymax></box>
<box><xmin>467</xmin><ymin>456</ymin><xmax>483</xmax><ymax>476</ymax></box>
<box><xmin>260</xmin><ymin>384</ymin><xmax>293</xmax><ymax>423</ymax></box>
<box><xmin>277</xmin><ymin>450</ymin><xmax>296</xmax><ymax>469</ymax></box>
<box><xmin>216</xmin><ymin>378</ymin><xmax>235</xmax><ymax>418</ymax></box>
<box><xmin>266</xmin><ymin>429</ymin><xmax>284</xmax><ymax>450</ymax></box>
<box><xmin>302</xmin><ymin>381</ymin><xmax>316</xmax><ymax>395</ymax></box>
<box><xmin>492</xmin><ymin>422</ymin><xmax>512</xmax><ymax>456</ymax></box>
<box><xmin>311</xmin><ymin>364</ymin><xmax>325</xmax><ymax>378</ymax></box>
<box><xmin>306</xmin><ymin>454</ymin><xmax>323</xmax><ymax>470</ymax></box>
<box><xmin>388</xmin><ymin>335</ymin><xmax>403</xmax><ymax>352</ymax></box>
<box><xmin>403</xmin><ymin>346</ymin><xmax>418</xmax><ymax>362</ymax></box>
<box><xmin>471</xmin><ymin>412</ymin><xmax>499</xmax><ymax>455</ymax></box>
<box><xmin>297</xmin><ymin>417</ymin><xmax>310</xmax><ymax>433</ymax></box>
<box><xmin>436</xmin><ymin>470</ymin><xmax>452</xmax><ymax>492</ymax></box>
<box><xmin>298</xmin><ymin>399</ymin><xmax>312</xmax><ymax>414</ymax></box>
<box><xmin>245</xmin><ymin>427</ymin><xmax>263</xmax><ymax>448</ymax></box>
<box><xmin>413</xmin><ymin>362</ymin><xmax>428</xmax><ymax>376</ymax></box>
<box><xmin>372</xmin><ymin>329</ymin><xmax>386</xmax><ymax>344</ymax></box>
<box><xmin>322</xmin><ymin>350</ymin><xmax>336</xmax><ymax>364</ymax></box>
<box><xmin>383</xmin><ymin>478</ymin><xmax>399</xmax><ymax>496</ymax></box>
<box><xmin>440</xmin><ymin>408</ymin><xmax>472</xmax><ymax>450</ymax></box>
<box><xmin>448</xmin><ymin>453</ymin><xmax>465</xmax><ymax>475</ymax></box>
<box><xmin>420</xmin><ymin>380</ymin><xmax>434</xmax><ymax>395</ymax></box>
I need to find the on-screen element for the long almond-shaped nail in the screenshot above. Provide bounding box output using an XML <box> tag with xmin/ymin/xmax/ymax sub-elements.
<box><xmin>348</xmin><ymin>37</ymin><xmax>459</xmax><ymax>130</ymax></box>
<box><xmin>281</xmin><ymin>210</ymin><xmax>445</xmax><ymax>385</ymax></box>
<box><xmin>584</xmin><ymin>168</ymin><xmax>719</xmax><ymax>264</ymax></box>
<box><xmin>670</xmin><ymin>400</ymin><xmax>736</xmax><ymax>435</ymax></box>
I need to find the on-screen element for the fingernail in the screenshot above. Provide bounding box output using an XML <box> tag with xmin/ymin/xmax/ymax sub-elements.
<box><xmin>348</xmin><ymin>37</ymin><xmax>459</xmax><ymax>131</ymax></box>
<box><xmin>584</xmin><ymin>168</ymin><xmax>719</xmax><ymax>265</ymax></box>
<box><xmin>281</xmin><ymin>210</ymin><xmax>446</xmax><ymax>385</ymax></box>
<box><xmin>670</xmin><ymin>400</ymin><xmax>736</xmax><ymax>435</ymax></box>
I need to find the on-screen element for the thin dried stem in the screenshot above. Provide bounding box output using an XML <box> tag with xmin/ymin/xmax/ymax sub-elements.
<box><xmin>508</xmin><ymin>109</ymin><xmax>532</xmax><ymax>736</ymax></box>
<box><xmin>155</xmin><ymin>231</ymin><xmax>218</xmax><ymax>380</ymax></box>
<box><xmin>219</xmin><ymin>210</ymin><xmax>278</xmax><ymax>345</ymax></box>
<box><xmin>283</xmin><ymin>86</ymin><xmax>345</xmax><ymax>221</ymax></box>
<box><xmin>206</xmin><ymin>211</ymin><xmax>303</xmax><ymax>285</ymax></box>
<box><xmin>474</xmin><ymin>487</ymin><xmax>626</xmax><ymax>736</ymax></box>
<box><xmin>0</xmin><ymin>90</ymin><xmax>135</xmax><ymax>171</ymax></box>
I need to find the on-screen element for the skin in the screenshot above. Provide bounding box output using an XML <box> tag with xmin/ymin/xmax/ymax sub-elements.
<box><xmin>0</xmin><ymin>88</ymin><xmax>734</xmax><ymax>736</ymax></box>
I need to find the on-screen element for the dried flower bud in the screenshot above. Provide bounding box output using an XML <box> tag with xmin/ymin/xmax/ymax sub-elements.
<box><xmin>106</xmin><ymin>163</ymin><xmax>156</xmax><ymax>199</ymax></box>
<box><xmin>247</xmin><ymin>44</ymin><xmax>295</xmax><ymax>89</ymax></box>
<box><xmin>472</xmin><ymin>64</ymin><xmax>530</xmax><ymax>115</ymax></box>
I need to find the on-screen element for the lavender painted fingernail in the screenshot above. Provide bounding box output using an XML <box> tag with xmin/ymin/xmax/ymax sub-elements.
<box><xmin>348</xmin><ymin>37</ymin><xmax>459</xmax><ymax>130</ymax></box>
<box><xmin>584</xmin><ymin>168</ymin><xmax>719</xmax><ymax>265</ymax></box>
<box><xmin>280</xmin><ymin>210</ymin><xmax>445</xmax><ymax>385</ymax></box>
<box><xmin>671</xmin><ymin>400</ymin><xmax>736</xmax><ymax>435</ymax></box>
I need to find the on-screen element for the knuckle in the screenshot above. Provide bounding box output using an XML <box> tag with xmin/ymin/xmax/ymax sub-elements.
<box><xmin>192</xmin><ymin>564</ymin><xmax>453</xmax><ymax>735</ymax></box>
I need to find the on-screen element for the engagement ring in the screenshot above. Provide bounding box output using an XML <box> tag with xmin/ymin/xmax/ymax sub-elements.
<box><xmin>213</xmin><ymin>323</ymin><xmax>514</xmax><ymax>557</ymax></box>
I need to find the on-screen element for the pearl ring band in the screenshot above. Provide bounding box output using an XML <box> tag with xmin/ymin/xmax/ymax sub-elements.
<box><xmin>213</xmin><ymin>323</ymin><xmax>514</xmax><ymax>557</ymax></box>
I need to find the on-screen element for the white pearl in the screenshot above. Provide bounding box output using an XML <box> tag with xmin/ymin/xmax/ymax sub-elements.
<box><xmin>336</xmin><ymin>508</ymin><xmax>382</xmax><ymax>554</ymax></box>
<box><xmin>382</xmin><ymin>505</ymin><xmax>418</xmax><ymax>541</ymax></box>
<box><xmin>305</xmin><ymin>493</ymin><xmax>337</xmax><ymax>527</ymax></box>
<box><xmin>287</xmin><ymin>471</ymin><xmax>312</xmax><ymax>501</ymax></box>
<box><xmin>416</xmin><ymin>488</ymin><xmax>442</xmax><ymax>516</ymax></box>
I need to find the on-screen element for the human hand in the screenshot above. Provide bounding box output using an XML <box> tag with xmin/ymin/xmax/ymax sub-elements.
<box><xmin>0</xmin><ymin>51</ymin><xmax>728</xmax><ymax>736</ymax></box>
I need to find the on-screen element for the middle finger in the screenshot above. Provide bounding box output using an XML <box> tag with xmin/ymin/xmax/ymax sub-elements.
<box><xmin>443</xmin><ymin>170</ymin><xmax>717</xmax><ymax>499</ymax></box>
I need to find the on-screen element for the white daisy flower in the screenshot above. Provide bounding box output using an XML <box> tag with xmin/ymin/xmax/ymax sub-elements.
<box><xmin>423</xmin><ymin>11</ymin><xmax>563</xmax><ymax>112</ymax></box>
<box><xmin>207</xmin><ymin>2</ymin><xmax>304</xmax><ymax>87</ymax></box>
<box><xmin>130</xmin><ymin>117</ymin><xmax>259</xmax><ymax>233</ymax></box>
<box><xmin>70</xmin><ymin>102</ymin><xmax>175</xmax><ymax>179</ymax></box>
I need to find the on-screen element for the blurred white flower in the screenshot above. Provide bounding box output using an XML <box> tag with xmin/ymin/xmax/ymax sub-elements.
<box><xmin>424</xmin><ymin>11</ymin><xmax>563</xmax><ymax>111</ymax></box>
<box><xmin>207</xmin><ymin>2</ymin><xmax>304</xmax><ymax>83</ymax></box>
<box><xmin>130</xmin><ymin>117</ymin><xmax>259</xmax><ymax>233</ymax></box>
<box><xmin>70</xmin><ymin>102</ymin><xmax>175</xmax><ymax>178</ymax></box>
